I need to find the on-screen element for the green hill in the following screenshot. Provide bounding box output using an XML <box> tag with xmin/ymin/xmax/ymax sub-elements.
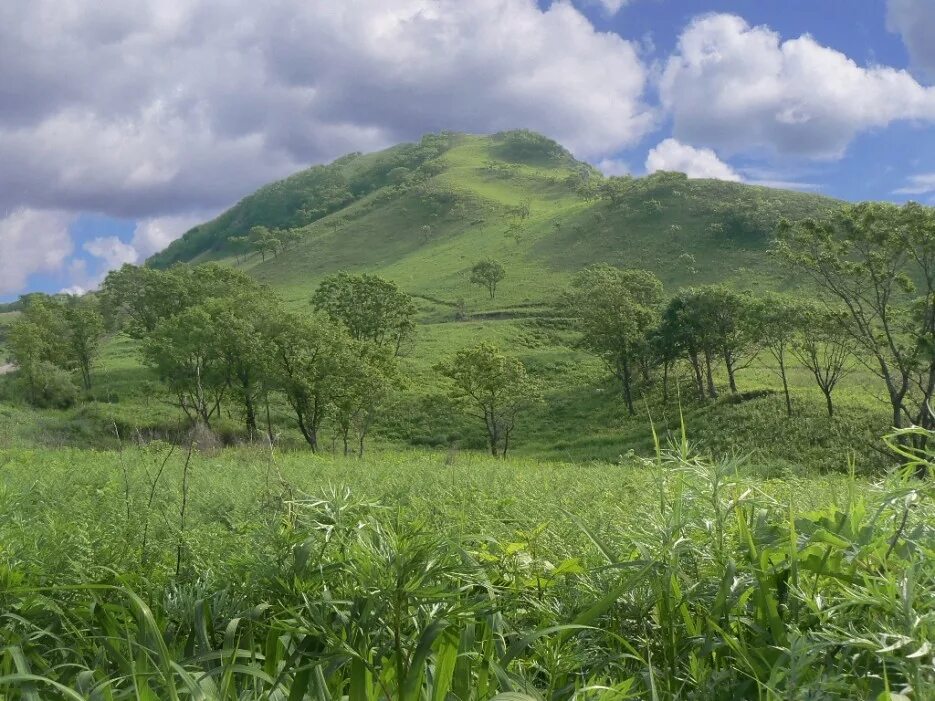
<box><xmin>151</xmin><ymin>130</ymin><xmax>841</xmax><ymax>306</ymax></box>
<box><xmin>5</xmin><ymin>130</ymin><xmax>881</xmax><ymax>469</ymax></box>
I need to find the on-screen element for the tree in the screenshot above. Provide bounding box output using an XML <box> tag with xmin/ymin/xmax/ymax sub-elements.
<box><xmin>564</xmin><ymin>266</ymin><xmax>662</xmax><ymax>415</ymax></box>
<box><xmin>777</xmin><ymin>202</ymin><xmax>935</xmax><ymax>443</ymax></box>
<box><xmin>435</xmin><ymin>343</ymin><xmax>540</xmax><ymax>458</ymax></box>
<box><xmin>790</xmin><ymin>304</ymin><xmax>854</xmax><ymax>418</ymax></box>
<box><xmin>249</xmin><ymin>225</ymin><xmax>280</xmax><ymax>261</ymax></box>
<box><xmin>142</xmin><ymin>306</ymin><xmax>231</xmax><ymax>427</ymax></box>
<box><xmin>8</xmin><ymin>293</ymin><xmax>103</xmax><ymax>395</ymax></box>
<box><xmin>662</xmin><ymin>287</ymin><xmax>758</xmax><ymax>399</ymax></box>
<box><xmin>61</xmin><ymin>295</ymin><xmax>104</xmax><ymax>391</ymax></box>
<box><xmin>100</xmin><ymin>263</ymin><xmax>261</xmax><ymax>339</ymax></box>
<box><xmin>311</xmin><ymin>273</ymin><xmax>416</xmax><ymax>355</ymax></box>
<box><xmin>330</xmin><ymin>348</ymin><xmax>395</xmax><ymax>457</ymax></box>
<box><xmin>470</xmin><ymin>259</ymin><xmax>506</xmax><ymax>299</ymax></box>
<box><xmin>207</xmin><ymin>290</ymin><xmax>278</xmax><ymax>436</ymax></box>
<box><xmin>265</xmin><ymin>311</ymin><xmax>355</xmax><ymax>452</ymax></box>
<box><xmin>750</xmin><ymin>294</ymin><xmax>801</xmax><ymax>416</ymax></box>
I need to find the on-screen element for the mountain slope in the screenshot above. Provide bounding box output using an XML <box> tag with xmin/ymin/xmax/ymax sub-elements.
<box><xmin>150</xmin><ymin>131</ymin><xmax>842</xmax><ymax>309</ymax></box>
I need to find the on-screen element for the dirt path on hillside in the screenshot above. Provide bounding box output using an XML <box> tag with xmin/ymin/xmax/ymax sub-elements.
<box><xmin>0</xmin><ymin>364</ymin><xmax>15</xmax><ymax>375</ymax></box>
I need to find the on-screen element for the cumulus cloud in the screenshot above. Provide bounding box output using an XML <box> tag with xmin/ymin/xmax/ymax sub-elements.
<box><xmin>83</xmin><ymin>236</ymin><xmax>140</xmax><ymax>268</ymax></box>
<box><xmin>887</xmin><ymin>0</ymin><xmax>935</xmax><ymax>79</ymax></box>
<box><xmin>894</xmin><ymin>173</ymin><xmax>935</xmax><ymax>195</ymax></box>
<box><xmin>661</xmin><ymin>13</ymin><xmax>935</xmax><ymax>159</ymax></box>
<box><xmin>596</xmin><ymin>158</ymin><xmax>631</xmax><ymax>176</ymax></box>
<box><xmin>0</xmin><ymin>209</ymin><xmax>74</xmax><ymax>296</ymax></box>
<box><xmin>0</xmin><ymin>0</ymin><xmax>653</xmax><ymax>221</ymax></box>
<box><xmin>131</xmin><ymin>214</ymin><xmax>211</xmax><ymax>259</ymax></box>
<box><xmin>645</xmin><ymin>139</ymin><xmax>741</xmax><ymax>181</ymax></box>
<box><xmin>594</xmin><ymin>0</ymin><xmax>630</xmax><ymax>14</ymax></box>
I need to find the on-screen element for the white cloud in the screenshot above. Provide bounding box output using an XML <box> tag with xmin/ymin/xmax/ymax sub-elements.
<box><xmin>894</xmin><ymin>173</ymin><xmax>935</xmax><ymax>195</ymax></box>
<box><xmin>0</xmin><ymin>209</ymin><xmax>74</xmax><ymax>296</ymax></box>
<box><xmin>83</xmin><ymin>236</ymin><xmax>139</xmax><ymax>268</ymax></box>
<box><xmin>595</xmin><ymin>0</ymin><xmax>629</xmax><ymax>14</ymax></box>
<box><xmin>0</xmin><ymin>0</ymin><xmax>653</xmax><ymax>221</ymax></box>
<box><xmin>887</xmin><ymin>0</ymin><xmax>935</xmax><ymax>79</ymax></box>
<box><xmin>645</xmin><ymin>138</ymin><xmax>741</xmax><ymax>181</ymax></box>
<box><xmin>661</xmin><ymin>13</ymin><xmax>935</xmax><ymax>159</ymax></box>
<box><xmin>131</xmin><ymin>214</ymin><xmax>209</xmax><ymax>259</ymax></box>
<box><xmin>59</xmin><ymin>285</ymin><xmax>88</xmax><ymax>296</ymax></box>
<box><xmin>596</xmin><ymin>158</ymin><xmax>630</xmax><ymax>176</ymax></box>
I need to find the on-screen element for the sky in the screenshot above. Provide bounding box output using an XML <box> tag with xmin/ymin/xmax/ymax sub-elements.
<box><xmin>2</xmin><ymin>0</ymin><xmax>935</xmax><ymax>301</ymax></box>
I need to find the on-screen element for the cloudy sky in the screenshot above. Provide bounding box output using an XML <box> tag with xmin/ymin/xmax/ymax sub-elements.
<box><xmin>2</xmin><ymin>0</ymin><xmax>935</xmax><ymax>300</ymax></box>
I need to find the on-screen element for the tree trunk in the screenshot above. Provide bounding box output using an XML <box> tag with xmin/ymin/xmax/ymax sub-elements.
<box><xmin>264</xmin><ymin>393</ymin><xmax>274</xmax><ymax>445</ymax></box>
<box><xmin>779</xmin><ymin>358</ymin><xmax>792</xmax><ymax>417</ymax></box>
<box><xmin>725</xmin><ymin>350</ymin><xmax>738</xmax><ymax>394</ymax></box>
<box><xmin>704</xmin><ymin>348</ymin><xmax>718</xmax><ymax>399</ymax></box>
<box><xmin>662</xmin><ymin>360</ymin><xmax>670</xmax><ymax>403</ymax></box>
<box><xmin>823</xmin><ymin>388</ymin><xmax>834</xmax><ymax>418</ymax></box>
<box><xmin>621</xmin><ymin>358</ymin><xmax>635</xmax><ymax>416</ymax></box>
<box><xmin>243</xmin><ymin>392</ymin><xmax>257</xmax><ymax>436</ymax></box>
<box><xmin>689</xmin><ymin>352</ymin><xmax>704</xmax><ymax>399</ymax></box>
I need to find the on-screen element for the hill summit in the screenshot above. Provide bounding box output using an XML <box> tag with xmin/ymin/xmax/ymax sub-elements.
<box><xmin>150</xmin><ymin>130</ymin><xmax>840</xmax><ymax>305</ymax></box>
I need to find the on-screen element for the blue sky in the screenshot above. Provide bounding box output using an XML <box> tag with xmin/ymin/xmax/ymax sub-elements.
<box><xmin>2</xmin><ymin>0</ymin><xmax>934</xmax><ymax>301</ymax></box>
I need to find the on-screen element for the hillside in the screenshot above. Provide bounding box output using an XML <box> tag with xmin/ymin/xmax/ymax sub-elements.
<box><xmin>67</xmin><ymin>130</ymin><xmax>878</xmax><ymax>469</ymax></box>
<box><xmin>151</xmin><ymin>130</ymin><xmax>842</xmax><ymax>307</ymax></box>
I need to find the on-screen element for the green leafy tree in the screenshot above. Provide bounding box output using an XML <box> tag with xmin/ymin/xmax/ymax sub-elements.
<box><xmin>791</xmin><ymin>304</ymin><xmax>855</xmax><ymax>418</ymax></box>
<box><xmin>208</xmin><ymin>290</ymin><xmax>279</xmax><ymax>436</ymax></box>
<box><xmin>265</xmin><ymin>311</ymin><xmax>355</xmax><ymax>452</ymax></box>
<box><xmin>61</xmin><ymin>296</ymin><xmax>105</xmax><ymax>391</ymax></box>
<box><xmin>311</xmin><ymin>273</ymin><xmax>416</xmax><ymax>355</ymax></box>
<box><xmin>100</xmin><ymin>263</ymin><xmax>262</xmax><ymax>338</ymax></box>
<box><xmin>470</xmin><ymin>259</ymin><xmax>506</xmax><ymax>299</ymax></box>
<box><xmin>750</xmin><ymin>293</ymin><xmax>802</xmax><ymax>416</ymax></box>
<box><xmin>330</xmin><ymin>348</ymin><xmax>396</xmax><ymax>457</ymax></box>
<box><xmin>435</xmin><ymin>343</ymin><xmax>540</xmax><ymax>457</ymax></box>
<box><xmin>777</xmin><ymin>202</ymin><xmax>935</xmax><ymax>443</ymax></box>
<box><xmin>662</xmin><ymin>287</ymin><xmax>757</xmax><ymax>399</ymax></box>
<box><xmin>142</xmin><ymin>306</ymin><xmax>231</xmax><ymax>427</ymax></box>
<box><xmin>8</xmin><ymin>293</ymin><xmax>103</xmax><ymax>396</ymax></box>
<box><xmin>564</xmin><ymin>266</ymin><xmax>663</xmax><ymax>415</ymax></box>
<box><xmin>142</xmin><ymin>305</ymin><xmax>230</xmax><ymax>428</ymax></box>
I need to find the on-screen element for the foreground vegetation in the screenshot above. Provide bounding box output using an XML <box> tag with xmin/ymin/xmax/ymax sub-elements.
<box><xmin>0</xmin><ymin>430</ymin><xmax>932</xmax><ymax>699</ymax></box>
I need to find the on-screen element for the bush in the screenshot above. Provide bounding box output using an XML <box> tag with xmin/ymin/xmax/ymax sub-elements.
<box><xmin>18</xmin><ymin>361</ymin><xmax>79</xmax><ymax>409</ymax></box>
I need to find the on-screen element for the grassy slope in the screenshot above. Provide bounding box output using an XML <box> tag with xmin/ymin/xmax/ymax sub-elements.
<box><xmin>2</xmin><ymin>132</ymin><xmax>891</xmax><ymax>470</ymax></box>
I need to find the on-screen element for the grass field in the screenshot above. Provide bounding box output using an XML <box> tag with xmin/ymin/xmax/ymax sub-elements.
<box><xmin>0</xmin><ymin>436</ymin><xmax>931</xmax><ymax>699</ymax></box>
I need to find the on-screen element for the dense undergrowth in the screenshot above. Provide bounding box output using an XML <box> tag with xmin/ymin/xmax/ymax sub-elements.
<box><xmin>0</xmin><ymin>428</ymin><xmax>931</xmax><ymax>699</ymax></box>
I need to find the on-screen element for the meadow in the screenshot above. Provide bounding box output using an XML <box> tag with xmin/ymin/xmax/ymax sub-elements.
<box><xmin>1</xmin><ymin>432</ymin><xmax>932</xmax><ymax>699</ymax></box>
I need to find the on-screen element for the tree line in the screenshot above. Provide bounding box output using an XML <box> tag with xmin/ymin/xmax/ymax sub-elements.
<box><xmin>564</xmin><ymin>202</ymin><xmax>934</xmax><ymax>466</ymax></box>
<box><xmin>3</xmin><ymin>201</ymin><xmax>932</xmax><ymax>468</ymax></box>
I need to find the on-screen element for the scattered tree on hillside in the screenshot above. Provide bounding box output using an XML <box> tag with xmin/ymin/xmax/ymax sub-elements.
<box><xmin>61</xmin><ymin>296</ymin><xmax>105</xmax><ymax>391</ymax></box>
<box><xmin>8</xmin><ymin>294</ymin><xmax>104</xmax><ymax>399</ymax></box>
<box><xmin>330</xmin><ymin>348</ymin><xmax>396</xmax><ymax>457</ymax></box>
<box><xmin>249</xmin><ymin>226</ymin><xmax>280</xmax><ymax>261</ymax></box>
<box><xmin>100</xmin><ymin>263</ymin><xmax>262</xmax><ymax>339</ymax></box>
<box><xmin>791</xmin><ymin>304</ymin><xmax>854</xmax><ymax>418</ymax></box>
<box><xmin>142</xmin><ymin>306</ymin><xmax>231</xmax><ymax>427</ymax></box>
<box><xmin>435</xmin><ymin>343</ymin><xmax>540</xmax><ymax>458</ymax></box>
<box><xmin>311</xmin><ymin>273</ymin><xmax>416</xmax><ymax>355</ymax></box>
<box><xmin>564</xmin><ymin>265</ymin><xmax>663</xmax><ymax>415</ymax></box>
<box><xmin>470</xmin><ymin>259</ymin><xmax>506</xmax><ymax>299</ymax></box>
<box><xmin>750</xmin><ymin>294</ymin><xmax>802</xmax><ymax>416</ymax></box>
<box><xmin>778</xmin><ymin>202</ymin><xmax>935</xmax><ymax>450</ymax></box>
<box><xmin>265</xmin><ymin>311</ymin><xmax>356</xmax><ymax>452</ymax></box>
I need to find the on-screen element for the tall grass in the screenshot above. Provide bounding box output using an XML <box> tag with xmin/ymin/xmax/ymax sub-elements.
<box><xmin>0</xmin><ymin>435</ymin><xmax>931</xmax><ymax>699</ymax></box>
